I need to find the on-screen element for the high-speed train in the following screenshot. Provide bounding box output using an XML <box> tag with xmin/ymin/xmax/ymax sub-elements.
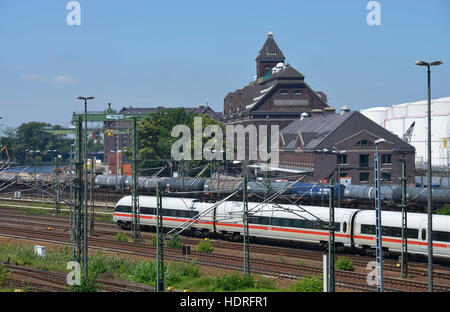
<box><xmin>113</xmin><ymin>196</ymin><xmax>450</xmax><ymax>259</ymax></box>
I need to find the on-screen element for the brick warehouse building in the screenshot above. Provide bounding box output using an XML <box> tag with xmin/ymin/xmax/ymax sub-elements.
<box><xmin>223</xmin><ymin>32</ymin><xmax>416</xmax><ymax>183</ymax></box>
<box><xmin>277</xmin><ymin>107</ymin><xmax>416</xmax><ymax>184</ymax></box>
<box><xmin>224</xmin><ymin>32</ymin><xmax>330</xmax><ymax>131</ymax></box>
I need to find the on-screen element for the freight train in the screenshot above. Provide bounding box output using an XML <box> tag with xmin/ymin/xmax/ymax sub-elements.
<box><xmin>113</xmin><ymin>196</ymin><xmax>450</xmax><ymax>259</ymax></box>
<box><xmin>93</xmin><ymin>174</ymin><xmax>450</xmax><ymax>204</ymax></box>
<box><xmin>1</xmin><ymin>171</ymin><xmax>449</xmax><ymax>204</ymax></box>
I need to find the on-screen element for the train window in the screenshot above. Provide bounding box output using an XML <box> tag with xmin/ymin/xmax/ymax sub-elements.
<box><xmin>334</xmin><ymin>222</ymin><xmax>340</xmax><ymax>232</ymax></box>
<box><xmin>361</xmin><ymin>224</ymin><xmax>375</xmax><ymax>235</ymax></box>
<box><xmin>259</xmin><ymin>217</ymin><xmax>270</xmax><ymax>225</ymax></box>
<box><xmin>281</xmin><ymin>218</ymin><xmax>291</xmax><ymax>227</ymax></box>
<box><xmin>115</xmin><ymin>205</ymin><xmax>131</xmax><ymax>213</ymax></box>
<box><xmin>292</xmin><ymin>219</ymin><xmax>302</xmax><ymax>228</ymax></box>
<box><xmin>343</xmin><ymin>222</ymin><xmax>347</xmax><ymax>233</ymax></box>
<box><xmin>271</xmin><ymin>218</ymin><xmax>281</xmax><ymax>226</ymax></box>
<box><xmin>421</xmin><ymin>229</ymin><xmax>426</xmax><ymax>240</ymax></box>
<box><xmin>432</xmin><ymin>231</ymin><xmax>450</xmax><ymax>243</ymax></box>
<box><xmin>407</xmin><ymin>229</ymin><xmax>419</xmax><ymax>239</ymax></box>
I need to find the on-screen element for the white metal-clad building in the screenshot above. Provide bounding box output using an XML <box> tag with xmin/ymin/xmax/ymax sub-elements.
<box><xmin>361</xmin><ymin>97</ymin><xmax>450</xmax><ymax>169</ymax></box>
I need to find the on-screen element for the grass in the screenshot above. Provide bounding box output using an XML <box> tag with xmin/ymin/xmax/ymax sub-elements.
<box><xmin>0</xmin><ymin>241</ymin><xmax>324</xmax><ymax>292</ymax></box>
<box><xmin>289</xmin><ymin>273</ymin><xmax>323</xmax><ymax>292</ymax></box>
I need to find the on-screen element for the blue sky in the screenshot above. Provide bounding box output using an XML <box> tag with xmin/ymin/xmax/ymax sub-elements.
<box><xmin>0</xmin><ymin>0</ymin><xmax>449</xmax><ymax>129</ymax></box>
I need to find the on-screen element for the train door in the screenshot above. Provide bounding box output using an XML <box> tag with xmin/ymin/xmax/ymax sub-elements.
<box><xmin>341</xmin><ymin>213</ymin><xmax>352</xmax><ymax>247</ymax></box>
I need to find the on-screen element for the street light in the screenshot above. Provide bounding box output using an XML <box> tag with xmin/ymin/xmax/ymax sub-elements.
<box><xmin>415</xmin><ymin>60</ymin><xmax>443</xmax><ymax>292</ymax></box>
<box><xmin>76</xmin><ymin>96</ymin><xmax>94</xmax><ymax>279</ymax></box>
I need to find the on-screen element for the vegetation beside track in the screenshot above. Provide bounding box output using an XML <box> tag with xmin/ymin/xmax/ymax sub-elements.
<box><xmin>0</xmin><ymin>241</ymin><xmax>322</xmax><ymax>292</ymax></box>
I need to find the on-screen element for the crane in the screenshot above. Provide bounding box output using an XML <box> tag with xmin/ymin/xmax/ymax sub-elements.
<box><xmin>402</xmin><ymin>122</ymin><xmax>415</xmax><ymax>143</ymax></box>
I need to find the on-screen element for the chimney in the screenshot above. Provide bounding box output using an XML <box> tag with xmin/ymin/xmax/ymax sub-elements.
<box><xmin>311</xmin><ymin>109</ymin><xmax>323</xmax><ymax>118</ymax></box>
<box><xmin>323</xmin><ymin>107</ymin><xmax>336</xmax><ymax>116</ymax></box>
<box><xmin>199</xmin><ymin>105</ymin><xmax>205</xmax><ymax>110</ymax></box>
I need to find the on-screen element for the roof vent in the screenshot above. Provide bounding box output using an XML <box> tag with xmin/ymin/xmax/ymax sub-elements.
<box><xmin>300</xmin><ymin>112</ymin><xmax>309</xmax><ymax>120</ymax></box>
<box><xmin>324</xmin><ymin>107</ymin><xmax>336</xmax><ymax>115</ymax></box>
<box><xmin>268</xmin><ymin>31</ymin><xmax>273</xmax><ymax>37</ymax></box>
<box><xmin>340</xmin><ymin>106</ymin><xmax>350</xmax><ymax>115</ymax></box>
<box><xmin>157</xmin><ymin>106</ymin><xmax>164</xmax><ymax>109</ymax></box>
<box><xmin>311</xmin><ymin>109</ymin><xmax>323</xmax><ymax>118</ymax></box>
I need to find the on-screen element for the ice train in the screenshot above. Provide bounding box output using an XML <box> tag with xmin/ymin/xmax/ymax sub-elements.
<box><xmin>113</xmin><ymin>196</ymin><xmax>450</xmax><ymax>259</ymax></box>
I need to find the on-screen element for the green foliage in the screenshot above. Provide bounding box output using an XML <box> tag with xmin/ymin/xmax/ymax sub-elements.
<box><xmin>197</xmin><ymin>239</ymin><xmax>214</xmax><ymax>252</ymax></box>
<box><xmin>297</xmin><ymin>260</ymin><xmax>306</xmax><ymax>266</ymax></box>
<box><xmin>1</xmin><ymin>122</ymin><xmax>75</xmax><ymax>164</ymax></box>
<box><xmin>290</xmin><ymin>274</ymin><xmax>323</xmax><ymax>292</ymax></box>
<box><xmin>69</xmin><ymin>276</ymin><xmax>100</xmax><ymax>292</ymax></box>
<box><xmin>131</xmin><ymin>261</ymin><xmax>158</xmax><ymax>284</ymax></box>
<box><xmin>166</xmin><ymin>234</ymin><xmax>182</xmax><ymax>249</ymax></box>
<box><xmin>0</xmin><ymin>266</ymin><xmax>11</xmax><ymax>287</ymax></box>
<box><xmin>115</xmin><ymin>232</ymin><xmax>129</xmax><ymax>242</ymax></box>
<box><xmin>134</xmin><ymin>108</ymin><xmax>225</xmax><ymax>176</ymax></box>
<box><xmin>437</xmin><ymin>204</ymin><xmax>450</xmax><ymax>215</ymax></box>
<box><xmin>214</xmin><ymin>272</ymin><xmax>255</xmax><ymax>291</ymax></box>
<box><xmin>336</xmin><ymin>256</ymin><xmax>354</xmax><ymax>271</ymax></box>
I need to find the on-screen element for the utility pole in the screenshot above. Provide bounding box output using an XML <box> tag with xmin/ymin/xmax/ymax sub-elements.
<box><xmin>53</xmin><ymin>156</ymin><xmax>60</xmax><ymax>215</ymax></box>
<box><xmin>77</xmin><ymin>95</ymin><xmax>94</xmax><ymax>279</ymax></box>
<box><xmin>156</xmin><ymin>181</ymin><xmax>164</xmax><ymax>292</ymax></box>
<box><xmin>328</xmin><ymin>179</ymin><xmax>335</xmax><ymax>292</ymax></box>
<box><xmin>400</xmin><ymin>160</ymin><xmax>408</xmax><ymax>278</ymax></box>
<box><xmin>89</xmin><ymin>157</ymin><xmax>95</xmax><ymax>236</ymax></box>
<box><xmin>243</xmin><ymin>175</ymin><xmax>250</xmax><ymax>275</ymax></box>
<box><xmin>264</xmin><ymin>129</ymin><xmax>270</xmax><ymax>200</ymax></box>
<box><xmin>131</xmin><ymin>118</ymin><xmax>141</xmax><ymax>242</ymax></box>
<box><xmin>374</xmin><ymin>138</ymin><xmax>384</xmax><ymax>292</ymax></box>
<box><xmin>73</xmin><ymin>116</ymin><xmax>84</xmax><ymax>264</ymax></box>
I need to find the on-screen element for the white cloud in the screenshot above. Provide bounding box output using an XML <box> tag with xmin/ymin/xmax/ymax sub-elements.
<box><xmin>20</xmin><ymin>74</ymin><xmax>48</xmax><ymax>83</ymax></box>
<box><xmin>51</xmin><ymin>76</ymin><xmax>76</xmax><ymax>85</ymax></box>
<box><xmin>20</xmin><ymin>74</ymin><xmax>76</xmax><ymax>85</ymax></box>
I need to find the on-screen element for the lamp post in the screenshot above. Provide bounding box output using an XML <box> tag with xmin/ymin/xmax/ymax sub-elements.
<box><xmin>415</xmin><ymin>60</ymin><xmax>443</xmax><ymax>292</ymax></box>
<box><xmin>76</xmin><ymin>96</ymin><xmax>94</xmax><ymax>279</ymax></box>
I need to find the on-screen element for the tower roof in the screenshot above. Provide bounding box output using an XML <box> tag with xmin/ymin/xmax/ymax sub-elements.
<box><xmin>256</xmin><ymin>32</ymin><xmax>285</xmax><ymax>61</ymax></box>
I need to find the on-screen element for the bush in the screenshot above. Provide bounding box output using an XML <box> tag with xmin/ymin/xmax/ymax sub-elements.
<box><xmin>437</xmin><ymin>204</ymin><xmax>450</xmax><ymax>215</ymax></box>
<box><xmin>131</xmin><ymin>261</ymin><xmax>158</xmax><ymax>284</ymax></box>
<box><xmin>69</xmin><ymin>276</ymin><xmax>100</xmax><ymax>292</ymax></box>
<box><xmin>197</xmin><ymin>239</ymin><xmax>214</xmax><ymax>252</ymax></box>
<box><xmin>336</xmin><ymin>256</ymin><xmax>354</xmax><ymax>271</ymax></box>
<box><xmin>290</xmin><ymin>274</ymin><xmax>323</xmax><ymax>292</ymax></box>
<box><xmin>115</xmin><ymin>232</ymin><xmax>129</xmax><ymax>242</ymax></box>
<box><xmin>0</xmin><ymin>265</ymin><xmax>11</xmax><ymax>287</ymax></box>
<box><xmin>166</xmin><ymin>234</ymin><xmax>183</xmax><ymax>249</ymax></box>
<box><xmin>165</xmin><ymin>261</ymin><xmax>200</xmax><ymax>285</ymax></box>
<box><xmin>214</xmin><ymin>272</ymin><xmax>254</xmax><ymax>291</ymax></box>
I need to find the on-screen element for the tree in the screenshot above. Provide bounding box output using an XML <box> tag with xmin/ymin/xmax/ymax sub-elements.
<box><xmin>1</xmin><ymin>122</ymin><xmax>74</xmax><ymax>164</ymax></box>
<box><xmin>132</xmin><ymin>108</ymin><xmax>224</xmax><ymax>177</ymax></box>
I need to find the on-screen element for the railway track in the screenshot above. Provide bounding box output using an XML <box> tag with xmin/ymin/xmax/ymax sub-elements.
<box><xmin>0</xmin><ymin>223</ymin><xmax>449</xmax><ymax>292</ymax></box>
<box><xmin>0</xmin><ymin>207</ymin><xmax>449</xmax><ymax>282</ymax></box>
<box><xmin>1</xmin><ymin>264</ymin><xmax>155</xmax><ymax>292</ymax></box>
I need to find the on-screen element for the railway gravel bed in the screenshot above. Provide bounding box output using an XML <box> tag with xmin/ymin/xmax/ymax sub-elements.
<box><xmin>0</xmin><ymin>224</ymin><xmax>449</xmax><ymax>292</ymax></box>
<box><xmin>0</xmin><ymin>207</ymin><xmax>449</xmax><ymax>284</ymax></box>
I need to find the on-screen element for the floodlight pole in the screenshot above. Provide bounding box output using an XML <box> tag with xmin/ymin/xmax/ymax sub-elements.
<box><xmin>415</xmin><ymin>60</ymin><xmax>443</xmax><ymax>292</ymax></box>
